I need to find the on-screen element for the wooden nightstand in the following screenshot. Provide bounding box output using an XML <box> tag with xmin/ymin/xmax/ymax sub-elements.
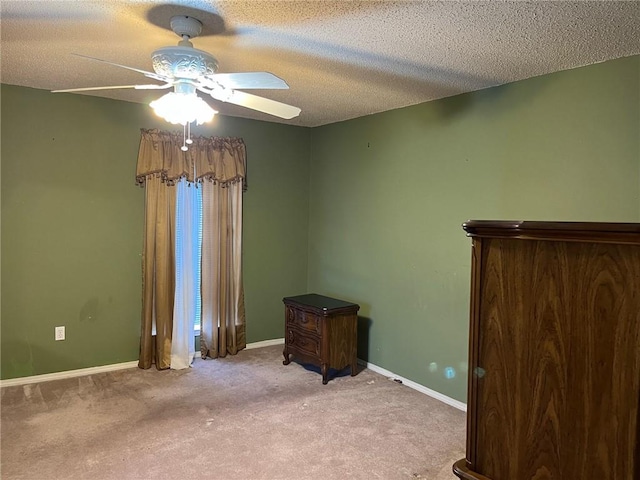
<box><xmin>282</xmin><ymin>294</ymin><xmax>360</xmax><ymax>384</ymax></box>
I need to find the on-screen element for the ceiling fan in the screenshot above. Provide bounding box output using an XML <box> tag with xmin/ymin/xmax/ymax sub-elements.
<box><xmin>53</xmin><ymin>15</ymin><xmax>301</xmax><ymax>128</ymax></box>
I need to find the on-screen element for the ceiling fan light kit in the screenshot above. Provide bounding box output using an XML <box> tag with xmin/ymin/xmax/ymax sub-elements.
<box><xmin>52</xmin><ymin>15</ymin><xmax>301</xmax><ymax>151</ymax></box>
<box><xmin>149</xmin><ymin>90</ymin><xmax>217</xmax><ymax>126</ymax></box>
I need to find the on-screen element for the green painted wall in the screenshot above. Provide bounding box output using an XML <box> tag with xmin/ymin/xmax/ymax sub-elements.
<box><xmin>3</xmin><ymin>56</ymin><xmax>638</xmax><ymax>397</ymax></box>
<box><xmin>307</xmin><ymin>56</ymin><xmax>640</xmax><ymax>402</ymax></box>
<box><xmin>1</xmin><ymin>84</ymin><xmax>310</xmax><ymax>379</ymax></box>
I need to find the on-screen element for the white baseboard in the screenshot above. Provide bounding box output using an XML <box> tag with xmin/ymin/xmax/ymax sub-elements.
<box><xmin>358</xmin><ymin>359</ymin><xmax>467</xmax><ymax>412</ymax></box>
<box><xmin>0</xmin><ymin>361</ymin><xmax>140</xmax><ymax>388</ymax></box>
<box><xmin>245</xmin><ymin>338</ymin><xmax>284</xmax><ymax>349</ymax></box>
<box><xmin>1</xmin><ymin>337</ymin><xmax>468</xmax><ymax>413</ymax></box>
<box><xmin>0</xmin><ymin>339</ymin><xmax>286</xmax><ymax>388</ymax></box>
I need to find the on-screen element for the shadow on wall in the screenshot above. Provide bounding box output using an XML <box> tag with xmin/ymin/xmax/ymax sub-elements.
<box><xmin>357</xmin><ymin>315</ymin><xmax>372</xmax><ymax>363</ymax></box>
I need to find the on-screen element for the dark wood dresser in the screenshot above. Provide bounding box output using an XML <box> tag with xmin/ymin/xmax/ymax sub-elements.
<box><xmin>283</xmin><ymin>294</ymin><xmax>359</xmax><ymax>384</ymax></box>
<box><xmin>453</xmin><ymin>221</ymin><xmax>640</xmax><ymax>480</ymax></box>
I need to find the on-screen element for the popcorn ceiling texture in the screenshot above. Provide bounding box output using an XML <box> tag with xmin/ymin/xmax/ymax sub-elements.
<box><xmin>1</xmin><ymin>1</ymin><xmax>639</xmax><ymax>127</ymax></box>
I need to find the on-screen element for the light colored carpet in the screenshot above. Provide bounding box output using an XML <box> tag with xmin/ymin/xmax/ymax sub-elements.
<box><xmin>1</xmin><ymin>345</ymin><xmax>465</xmax><ymax>480</ymax></box>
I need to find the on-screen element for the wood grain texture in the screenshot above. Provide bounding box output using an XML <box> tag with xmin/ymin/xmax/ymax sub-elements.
<box><xmin>286</xmin><ymin>306</ymin><xmax>322</xmax><ymax>335</ymax></box>
<box><xmin>327</xmin><ymin>313</ymin><xmax>358</xmax><ymax>369</ymax></box>
<box><xmin>456</xmin><ymin>222</ymin><xmax>640</xmax><ymax>480</ymax></box>
<box><xmin>286</xmin><ymin>329</ymin><xmax>320</xmax><ymax>358</ymax></box>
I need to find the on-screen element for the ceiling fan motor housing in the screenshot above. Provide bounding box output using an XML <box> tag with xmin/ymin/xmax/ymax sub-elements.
<box><xmin>151</xmin><ymin>46</ymin><xmax>219</xmax><ymax>79</ymax></box>
<box><xmin>152</xmin><ymin>16</ymin><xmax>218</xmax><ymax>80</ymax></box>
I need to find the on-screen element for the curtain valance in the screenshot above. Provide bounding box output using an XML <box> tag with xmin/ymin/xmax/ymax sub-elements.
<box><xmin>136</xmin><ymin>129</ymin><xmax>247</xmax><ymax>189</ymax></box>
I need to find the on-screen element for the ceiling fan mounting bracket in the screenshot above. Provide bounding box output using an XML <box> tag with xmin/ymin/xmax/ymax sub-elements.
<box><xmin>170</xmin><ymin>15</ymin><xmax>202</xmax><ymax>40</ymax></box>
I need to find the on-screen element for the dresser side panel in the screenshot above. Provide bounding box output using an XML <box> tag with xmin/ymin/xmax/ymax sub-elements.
<box><xmin>327</xmin><ymin>313</ymin><xmax>358</xmax><ymax>370</ymax></box>
<box><xmin>465</xmin><ymin>237</ymin><xmax>484</xmax><ymax>469</ymax></box>
<box><xmin>475</xmin><ymin>239</ymin><xmax>640</xmax><ymax>479</ymax></box>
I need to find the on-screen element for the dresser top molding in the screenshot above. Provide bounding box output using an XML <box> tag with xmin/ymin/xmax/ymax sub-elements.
<box><xmin>283</xmin><ymin>294</ymin><xmax>360</xmax><ymax>316</ymax></box>
<box><xmin>462</xmin><ymin>220</ymin><xmax>640</xmax><ymax>245</ymax></box>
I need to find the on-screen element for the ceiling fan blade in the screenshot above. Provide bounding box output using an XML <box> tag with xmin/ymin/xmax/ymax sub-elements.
<box><xmin>209</xmin><ymin>89</ymin><xmax>301</xmax><ymax>119</ymax></box>
<box><xmin>206</xmin><ymin>72</ymin><xmax>289</xmax><ymax>90</ymax></box>
<box><xmin>70</xmin><ymin>54</ymin><xmax>169</xmax><ymax>82</ymax></box>
<box><xmin>52</xmin><ymin>84</ymin><xmax>172</xmax><ymax>93</ymax></box>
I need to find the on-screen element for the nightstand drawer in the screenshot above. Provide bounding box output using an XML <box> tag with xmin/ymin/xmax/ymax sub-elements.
<box><xmin>286</xmin><ymin>329</ymin><xmax>320</xmax><ymax>357</ymax></box>
<box><xmin>286</xmin><ymin>306</ymin><xmax>321</xmax><ymax>334</ymax></box>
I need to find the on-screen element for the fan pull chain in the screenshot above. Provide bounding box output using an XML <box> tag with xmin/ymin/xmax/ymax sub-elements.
<box><xmin>181</xmin><ymin>122</ymin><xmax>195</xmax><ymax>152</ymax></box>
<box><xmin>186</xmin><ymin>122</ymin><xmax>193</xmax><ymax>145</ymax></box>
<box><xmin>181</xmin><ymin>123</ymin><xmax>188</xmax><ymax>151</ymax></box>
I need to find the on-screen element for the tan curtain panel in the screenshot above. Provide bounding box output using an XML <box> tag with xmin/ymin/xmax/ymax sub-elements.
<box><xmin>200</xmin><ymin>180</ymin><xmax>246</xmax><ymax>358</ymax></box>
<box><xmin>139</xmin><ymin>176</ymin><xmax>176</xmax><ymax>369</ymax></box>
<box><xmin>137</xmin><ymin>129</ymin><xmax>247</xmax><ymax>370</ymax></box>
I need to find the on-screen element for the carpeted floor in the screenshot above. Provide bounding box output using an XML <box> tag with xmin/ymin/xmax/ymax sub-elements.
<box><xmin>1</xmin><ymin>345</ymin><xmax>465</xmax><ymax>480</ymax></box>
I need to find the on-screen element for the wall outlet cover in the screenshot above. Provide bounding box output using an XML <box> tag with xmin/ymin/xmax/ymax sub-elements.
<box><xmin>55</xmin><ymin>326</ymin><xmax>65</xmax><ymax>341</ymax></box>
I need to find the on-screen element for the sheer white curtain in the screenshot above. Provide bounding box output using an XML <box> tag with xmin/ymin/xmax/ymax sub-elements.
<box><xmin>170</xmin><ymin>179</ymin><xmax>202</xmax><ymax>370</ymax></box>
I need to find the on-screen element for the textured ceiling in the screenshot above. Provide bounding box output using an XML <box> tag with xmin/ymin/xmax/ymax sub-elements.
<box><xmin>2</xmin><ymin>1</ymin><xmax>639</xmax><ymax>127</ymax></box>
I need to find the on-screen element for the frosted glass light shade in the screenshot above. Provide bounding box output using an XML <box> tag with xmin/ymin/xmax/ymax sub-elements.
<box><xmin>150</xmin><ymin>92</ymin><xmax>217</xmax><ymax>126</ymax></box>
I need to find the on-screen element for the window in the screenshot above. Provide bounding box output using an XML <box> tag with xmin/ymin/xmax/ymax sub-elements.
<box><xmin>174</xmin><ymin>180</ymin><xmax>203</xmax><ymax>338</ymax></box>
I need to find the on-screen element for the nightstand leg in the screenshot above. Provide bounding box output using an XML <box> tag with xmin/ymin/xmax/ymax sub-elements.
<box><xmin>321</xmin><ymin>363</ymin><xmax>328</xmax><ymax>384</ymax></box>
<box><xmin>351</xmin><ymin>358</ymin><xmax>357</xmax><ymax>376</ymax></box>
<box><xmin>283</xmin><ymin>349</ymin><xmax>291</xmax><ymax>365</ymax></box>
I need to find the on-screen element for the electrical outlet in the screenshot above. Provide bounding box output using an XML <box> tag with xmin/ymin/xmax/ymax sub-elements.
<box><xmin>55</xmin><ymin>326</ymin><xmax>65</xmax><ymax>341</ymax></box>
